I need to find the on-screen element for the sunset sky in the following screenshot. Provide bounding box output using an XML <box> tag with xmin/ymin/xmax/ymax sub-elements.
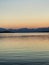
<box><xmin>0</xmin><ymin>0</ymin><xmax>49</xmax><ymax>28</ymax></box>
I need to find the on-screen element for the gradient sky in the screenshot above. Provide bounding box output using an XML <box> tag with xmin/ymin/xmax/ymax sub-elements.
<box><xmin>0</xmin><ymin>0</ymin><xmax>49</xmax><ymax>28</ymax></box>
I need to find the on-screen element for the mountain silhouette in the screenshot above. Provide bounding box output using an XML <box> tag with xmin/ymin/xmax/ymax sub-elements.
<box><xmin>0</xmin><ymin>27</ymin><xmax>49</xmax><ymax>33</ymax></box>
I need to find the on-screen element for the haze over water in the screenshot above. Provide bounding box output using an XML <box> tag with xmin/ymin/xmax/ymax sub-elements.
<box><xmin>0</xmin><ymin>33</ymin><xmax>49</xmax><ymax>65</ymax></box>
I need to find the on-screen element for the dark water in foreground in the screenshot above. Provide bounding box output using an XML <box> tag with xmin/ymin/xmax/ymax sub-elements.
<box><xmin>0</xmin><ymin>33</ymin><xmax>49</xmax><ymax>65</ymax></box>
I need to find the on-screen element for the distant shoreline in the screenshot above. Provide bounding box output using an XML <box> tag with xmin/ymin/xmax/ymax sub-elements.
<box><xmin>0</xmin><ymin>27</ymin><xmax>49</xmax><ymax>33</ymax></box>
<box><xmin>0</xmin><ymin>32</ymin><xmax>49</xmax><ymax>33</ymax></box>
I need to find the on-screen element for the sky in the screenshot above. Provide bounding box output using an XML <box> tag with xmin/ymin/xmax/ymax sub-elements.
<box><xmin>0</xmin><ymin>0</ymin><xmax>49</xmax><ymax>28</ymax></box>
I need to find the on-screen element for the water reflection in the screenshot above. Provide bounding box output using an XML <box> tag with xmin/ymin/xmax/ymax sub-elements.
<box><xmin>0</xmin><ymin>33</ymin><xmax>49</xmax><ymax>64</ymax></box>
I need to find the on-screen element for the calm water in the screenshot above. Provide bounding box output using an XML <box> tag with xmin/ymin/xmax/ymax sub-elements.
<box><xmin>0</xmin><ymin>33</ymin><xmax>49</xmax><ymax>65</ymax></box>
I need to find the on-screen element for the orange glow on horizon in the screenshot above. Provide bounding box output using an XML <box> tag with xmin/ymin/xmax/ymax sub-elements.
<box><xmin>0</xmin><ymin>19</ymin><xmax>49</xmax><ymax>29</ymax></box>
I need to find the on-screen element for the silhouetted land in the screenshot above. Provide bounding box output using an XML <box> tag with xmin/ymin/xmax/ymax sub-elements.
<box><xmin>0</xmin><ymin>27</ymin><xmax>49</xmax><ymax>33</ymax></box>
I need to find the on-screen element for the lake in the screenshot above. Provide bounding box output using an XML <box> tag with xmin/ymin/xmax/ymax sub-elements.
<box><xmin>0</xmin><ymin>33</ymin><xmax>49</xmax><ymax>65</ymax></box>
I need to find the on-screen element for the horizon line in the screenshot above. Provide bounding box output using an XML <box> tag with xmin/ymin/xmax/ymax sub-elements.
<box><xmin>0</xmin><ymin>27</ymin><xmax>49</xmax><ymax>29</ymax></box>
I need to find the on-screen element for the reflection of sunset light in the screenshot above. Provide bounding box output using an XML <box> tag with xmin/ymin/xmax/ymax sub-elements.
<box><xmin>0</xmin><ymin>33</ymin><xmax>49</xmax><ymax>51</ymax></box>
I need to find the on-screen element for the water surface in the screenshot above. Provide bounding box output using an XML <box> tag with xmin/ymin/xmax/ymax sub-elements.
<box><xmin>0</xmin><ymin>33</ymin><xmax>49</xmax><ymax>65</ymax></box>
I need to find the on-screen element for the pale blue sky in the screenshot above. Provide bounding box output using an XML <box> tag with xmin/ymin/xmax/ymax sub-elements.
<box><xmin>0</xmin><ymin>0</ymin><xmax>49</xmax><ymax>28</ymax></box>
